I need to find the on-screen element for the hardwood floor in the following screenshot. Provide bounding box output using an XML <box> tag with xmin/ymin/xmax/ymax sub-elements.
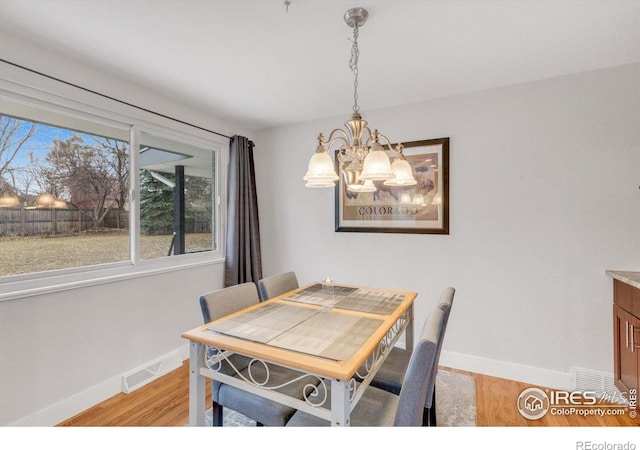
<box><xmin>57</xmin><ymin>362</ymin><xmax>639</xmax><ymax>427</ymax></box>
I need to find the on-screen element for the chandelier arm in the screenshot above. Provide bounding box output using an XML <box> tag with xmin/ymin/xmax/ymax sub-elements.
<box><xmin>361</xmin><ymin>126</ymin><xmax>373</xmax><ymax>144</ymax></box>
<box><xmin>324</xmin><ymin>129</ymin><xmax>350</xmax><ymax>158</ymax></box>
<box><xmin>363</xmin><ymin>131</ymin><xmax>392</xmax><ymax>152</ymax></box>
<box><xmin>376</xmin><ymin>133</ymin><xmax>404</xmax><ymax>154</ymax></box>
<box><xmin>326</xmin><ymin>136</ymin><xmax>349</xmax><ymax>151</ymax></box>
<box><xmin>326</xmin><ymin>128</ymin><xmax>350</xmax><ymax>143</ymax></box>
<box><xmin>327</xmin><ymin>139</ymin><xmax>350</xmax><ymax>165</ymax></box>
<box><xmin>336</xmin><ymin>146</ymin><xmax>349</xmax><ymax>164</ymax></box>
<box><xmin>378</xmin><ymin>133</ymin><xmax>397</xmax><ymax>152</ymax></box>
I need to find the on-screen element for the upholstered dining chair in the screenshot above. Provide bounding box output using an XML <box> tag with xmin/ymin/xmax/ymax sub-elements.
<box><xmin>285</xmin><ymin>305</ymin><xmax>447</xmax><ymax>426</ymax></box>
<box><xmin>369</xmin><ymin>286</ymin><xmax>455</xmax><ymax>426</ymax></box>
<box><xmin>199</xmin><ymin>282</ymin><xmax>318</xmax><ymax>426</ymax></box>
<box><xmin>257</xmin><ymin>271</ymin><xmax>299</xmax><ymax>302</ymax></box>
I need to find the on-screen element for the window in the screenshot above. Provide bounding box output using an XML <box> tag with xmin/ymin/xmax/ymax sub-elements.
<box><xmin>0</xmin><ymin>108</ymin><xmax>130</xmax><ymax>277</ymax></box>
<box><xmin>139</xmin><ymin>132</ymin><xmax>216</xmax><ymax>260</ymax></box>
<box><xmin>0</xmin><ymin>94</ymin><xmax>223</xmax><ymax>286</ymax></box>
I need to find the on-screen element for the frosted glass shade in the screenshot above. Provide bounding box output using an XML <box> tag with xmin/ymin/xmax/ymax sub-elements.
<box><xmin>305</xmin><ymin>180</ymin><xmax>336</xmax><ymax>188</ymax></box>
<box><xmin>347</xmin><ymin>180</ymin><xmax>376</xmax><ymax>193</ymax></box>
<box><xmin>384</xmin><ymin>158</ymin><xmax>417</xmax><ymax>186</ymax></box>
<box><xmin>303</xmin><ymin>151</ymin><xmax>338</xmax><ymax>184</ymax></box>
<box><xmin>359</xmin><ymin>149</ymin><xmax>394</xmax><ymax>181</ymax></box>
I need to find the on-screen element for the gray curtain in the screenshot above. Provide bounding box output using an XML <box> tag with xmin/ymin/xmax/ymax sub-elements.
<box><xmin>224</xmin><ymin>135</ymin><xmax>263</xmax><ymax>286</ymax></box>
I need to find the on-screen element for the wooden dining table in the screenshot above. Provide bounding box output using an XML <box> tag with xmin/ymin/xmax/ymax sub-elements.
<box><xmin>182</xmin><ymin>281</ymin><xmax>417</xmax><ymax>426</ymax></box>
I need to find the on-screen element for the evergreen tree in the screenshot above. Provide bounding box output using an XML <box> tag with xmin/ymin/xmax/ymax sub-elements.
<box><xmin>139</xmin><ymin>169</ymin><xmax>174</xmax><ymax>235</ymax></box>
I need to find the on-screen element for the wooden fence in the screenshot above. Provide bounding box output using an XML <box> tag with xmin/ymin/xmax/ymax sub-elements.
<box><xmin>0</xmin><ymin>207</ymin><xmax>211</xmax><ymax>236</ymax></box>
<box><xmin>0</xmin><ymin>208</ymin><xmax>128</xmax><ymax>236</ymax></box>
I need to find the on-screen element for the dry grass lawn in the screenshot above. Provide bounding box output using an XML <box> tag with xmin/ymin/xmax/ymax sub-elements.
<box><xmin>0</xmin><ymin>231</ymin><xmax>212</xmax><ymax>277</ymax></box>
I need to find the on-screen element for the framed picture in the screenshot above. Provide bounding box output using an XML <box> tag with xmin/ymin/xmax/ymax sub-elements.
<box><xmin>335</xmin><ymin>137</ymin><xmax>449</xmax><ymax>234</ymax></box>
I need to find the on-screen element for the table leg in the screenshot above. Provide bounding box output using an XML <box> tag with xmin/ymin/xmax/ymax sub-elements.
<box><xmin>189</xmin><ymin>341</ymin><xmax>206</xmax><ymax>426</ymax></box>
<box><xmin>330</xmin><ymin>379</ymin><xmax>351</xmax><ymax>427</ymax></box>
<box><xmin>405</xmin><ymin>303</ymin><xmax>415</xmax><ymax>352</ymax></box>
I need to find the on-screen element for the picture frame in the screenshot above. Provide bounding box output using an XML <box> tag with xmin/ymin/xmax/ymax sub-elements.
<box><xmin>335</xmin><ymin>137</ymin><xmax>449</xmax><ymax>234</ymax></box>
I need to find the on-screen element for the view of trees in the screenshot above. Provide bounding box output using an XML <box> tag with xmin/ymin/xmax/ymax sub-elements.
<box><xmin>0</xmin><ymin>116</ymin><xmax>37</xmax><ymax>196</ymax></box>
<box><xmin>41</xmin><ymin>135</ymin><xmax>129</xmax><ymax>229</ymax></box>
<box><xmin>0</xmin><ymin>113</ymin><xmax>212</xmax><ymax>238</ymax></box>
<box><xmin>0</xmin><ymin>114</ymin><xmax>131</xmax><ymax>231</ymax></box>
<box><xmin>139</xmin><ymin>169</ymin><xmax>212</xmax><ymax>235</ymax></box>
<box><xmin>140</xmin><ymin>169</ymin><xmax>174</xmax><ymax>235</ymax></box>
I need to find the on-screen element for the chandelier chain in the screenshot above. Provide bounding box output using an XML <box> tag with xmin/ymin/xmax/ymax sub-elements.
<box><xmin>349</xmin><ymin>25</ymin><xmax>360</xmax><ymax>113</ymax></box>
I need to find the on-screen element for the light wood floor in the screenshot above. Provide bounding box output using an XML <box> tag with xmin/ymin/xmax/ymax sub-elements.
<box><xmin>57</xmin><ymin>362</ymin><xmax>639</xmax><ymax>427</ymax></box>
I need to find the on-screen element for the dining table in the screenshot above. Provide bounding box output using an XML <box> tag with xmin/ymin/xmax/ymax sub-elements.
<box><xmin>181</xmin><ymin>281</ymin><xmax>417</xmax><ymax>427</ymax></box>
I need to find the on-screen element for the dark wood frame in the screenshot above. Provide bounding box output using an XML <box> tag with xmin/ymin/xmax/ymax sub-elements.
<box><xmin>335</xmin><ymin>137</ymin><xmax>449</xmax><ymax>234</ymax></box>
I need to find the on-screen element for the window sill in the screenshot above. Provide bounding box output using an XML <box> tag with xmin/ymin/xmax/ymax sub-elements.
<box><xmin>0</xmin><ymin>253</ymin><xmax>225</xmax><ymax>303</ymax></box>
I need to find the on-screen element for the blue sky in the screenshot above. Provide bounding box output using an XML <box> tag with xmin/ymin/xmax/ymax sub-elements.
<box><xmin>3</xmin><ymin>116</ymin><xmax>86</xmax><ymax>193</ymax></box>
<box><xmin>12</xmin><ymin>120</ymin><xmax>76</xmax><ymax>167</ymax></box>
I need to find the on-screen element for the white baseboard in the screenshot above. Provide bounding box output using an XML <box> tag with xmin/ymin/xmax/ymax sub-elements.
<box><xmin>439</xmin><ymin>350</ymin><xmax>573</xmax><ymax>390</ymax></box>
<box><xmin>7</xmin><ymin>345</ymin><xmax>189</xmax><ymax>426</ymax></box>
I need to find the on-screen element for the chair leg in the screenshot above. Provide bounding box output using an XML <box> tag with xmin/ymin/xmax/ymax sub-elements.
<box><xmin>211</xmin><ymin>402</ymin><xmax>223</xmax><ymax>426</ymax></box>
<box><xmin>429</xmin><ymin>387</ymin><xmax>437</xmax><ymax>426</ymax></box>
<box><xmin>422</xmin><ymin>387</ymin><xmax>437</xmax><ymax>426</ymax></box>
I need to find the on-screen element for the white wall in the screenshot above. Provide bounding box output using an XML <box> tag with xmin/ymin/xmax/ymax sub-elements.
<box><xmin>0</xmin><ymin>33</ymin><xmax>249</xmax><ymax>425</ymax></box>
<box><xmin>254</xmin><ymin>63</ymin><xmax>640</xmax><ymax>388</ymax></box>
<box><xmin>0</xmin><ymin>263</ymin><xmax>223</xmax><ymax>426</ymax></box>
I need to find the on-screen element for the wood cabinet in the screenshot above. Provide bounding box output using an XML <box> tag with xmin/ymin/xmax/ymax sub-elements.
<box><xmin>613</xmin><ymin>279</ymin><xmax>640</xmax><ymax>402</ymax></box>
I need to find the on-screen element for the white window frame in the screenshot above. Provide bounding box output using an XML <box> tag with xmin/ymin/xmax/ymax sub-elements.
<box><xmin>0</xmin><ymin>69</ymin><xmax>227</xmax><ymax>302</ymax></box>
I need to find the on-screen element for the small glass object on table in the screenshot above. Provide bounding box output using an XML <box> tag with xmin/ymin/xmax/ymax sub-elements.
<box><xmin>322</xmin><ymin>276</ymin><xmax>335</xmax><ymax>310</ymax></box>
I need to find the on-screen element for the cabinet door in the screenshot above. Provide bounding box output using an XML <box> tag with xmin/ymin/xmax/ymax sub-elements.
<box><xmin>614</xmin><ymin>305</ymin><xmax>639</xmax><ymax>394</ymax></box>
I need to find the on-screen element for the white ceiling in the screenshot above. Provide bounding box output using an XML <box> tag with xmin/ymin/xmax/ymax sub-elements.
<box><xmin>1</xmin><ymin>0</ymin><xmax>639</xmax><ymax>131</ymax></box>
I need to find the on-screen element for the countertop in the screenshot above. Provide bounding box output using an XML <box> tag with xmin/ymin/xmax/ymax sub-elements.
<box><xmin>606</xmin><ymin>270</ymin><xmax>640</xmax><ymax>290</ymax></box>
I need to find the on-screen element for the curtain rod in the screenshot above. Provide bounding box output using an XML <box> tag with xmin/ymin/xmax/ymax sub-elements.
<box><xmin>0</xmin><ymin>58</ymin><xmax>232</xmax><ymax>140</ymax></box>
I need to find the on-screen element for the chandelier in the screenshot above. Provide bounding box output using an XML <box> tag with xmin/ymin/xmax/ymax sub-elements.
<box><xmin>303</xmin><ymin>7</ymin><xmax>416</xmax><ymax>191</ymax></box>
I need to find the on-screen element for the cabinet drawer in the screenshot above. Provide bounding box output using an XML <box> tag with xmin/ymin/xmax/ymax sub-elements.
<box><xmin>613</xmin><ymin>279</ymin><xmax>640</xmax><ymax>316</ymax></box>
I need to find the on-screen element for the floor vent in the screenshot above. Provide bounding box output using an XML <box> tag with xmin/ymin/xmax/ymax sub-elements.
<box><xmin>570</xmin><ymin>367</ymin><xmax>626</xmax><ymax>404</ymax></box>
<box><xmin>121</xmin><ymin>350</ymin><xmax>182</xmax><ymax>394</ymax></box>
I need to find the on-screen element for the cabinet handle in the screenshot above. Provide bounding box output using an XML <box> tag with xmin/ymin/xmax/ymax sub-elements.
<box><xmin>632</xmin><ymin>324</ymin><xmax>635</xmax><ymax>353</ymax></box>
<box><xmin>626</xmin><ymin>321</ymin><xmax>630</xmax><ymax>349</ymax></box>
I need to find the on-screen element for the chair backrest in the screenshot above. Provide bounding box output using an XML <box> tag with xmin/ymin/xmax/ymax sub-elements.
<box><xmin>424</xmin><ymin>286</ymin><xmax>455</xmax><ymax>409</ymax></box>
<box><xmin>393</xmin><ymin>306</ymin><xmax>446</xmax><ymax>426</ymax></box>
<box><xmin>257</xmin><ymin>271</ymin><xmax>299</xmax><ymax>302</ymax></box>
<box><xmin>199</xmin><ymin>282</ymin><xmax>261</xmax><ymax>323</ymax></box>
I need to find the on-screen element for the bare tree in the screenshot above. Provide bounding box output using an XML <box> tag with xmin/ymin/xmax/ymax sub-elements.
<box><xmin>41</xmin><ymin>135</ymin><xmax>119</xmax><ymax>229</ymax></box>
<box><xmin>4</xmin><ymin>151</ymin><xmax>41</xmax><ymax>204</ymax></box>
<box><xmin>92</xmin><ymin>137</ymin><xmax>129</xmax><ymax>210</ymax></box>
<box><xmin>0</xmin><ymin>116</ymin><xmax>37</xmax><ymax>182</ymax></box>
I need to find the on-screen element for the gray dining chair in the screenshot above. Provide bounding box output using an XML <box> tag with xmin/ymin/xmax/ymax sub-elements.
<box><xmin>286</xmin><ymin>305</ymin><xmax>447</xmax><ymax>426</ymax></box>
<box><xmin>199</xmin><ymin>282</ymin><xmax>318</xmax><ymax>426</ymax></box>
<box><xmin>257</xmin><ymin>271</ymin><xmax>299</xmax><ymax>302</ymax></box>
<box><xmin>368</xmin><ymin>286</ymin><xmax>455</xmax><ymax>426</ymax></box>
